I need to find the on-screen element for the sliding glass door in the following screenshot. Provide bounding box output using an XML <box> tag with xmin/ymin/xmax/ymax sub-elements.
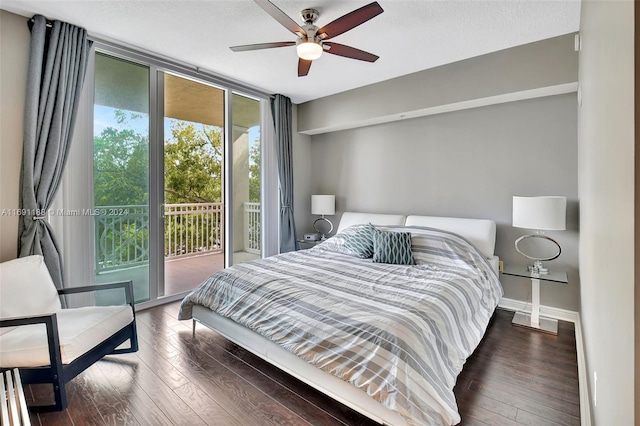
<box><xmin>93</xmin><ymin>53</ymin><xmax>151</xmax><ymax>303</ymax></box>
<box><xmin>162</xmin><ymin>73</ymin><xmax>226</xmax><ymax>297</ymax></box>
<box><xmin>88</xmin><ymin>48</ymin><xmax>272</xmax><ymax>306</ymax></box>
<box><xmin>231</xmin><ymin>93</ymin><xmax>262</xmax><ymax>265</ymax></box>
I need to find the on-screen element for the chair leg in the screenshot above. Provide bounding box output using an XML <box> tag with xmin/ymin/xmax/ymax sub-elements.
<box><xmin>52</xmin><ymin>377</ymin><xmax>68</xmax><ymax>411</ymax></box>
<box><xmin>47</xmin><ymin>325</ymin><xmax>67</xmax><ymax>412</ymax></box>
<box><xmin>48</xmin><ymin>355</ymin><xmax>67</xmax><ymax>411</ymax></box>
<box><xmin>127</xmin><ymin>321</ymin><xmax>139</xmax><ymax>352</ymax></box>
<box><xmin>28</xmin><ymin>374</ymin><xmax>67</xmax><ymax>412</ymax></box>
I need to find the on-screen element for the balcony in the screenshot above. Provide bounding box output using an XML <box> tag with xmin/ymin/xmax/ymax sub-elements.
<box><xmin>94</xmin><ymin>202</ymin><xmax>260</xmax><ymax>301</ymax></box>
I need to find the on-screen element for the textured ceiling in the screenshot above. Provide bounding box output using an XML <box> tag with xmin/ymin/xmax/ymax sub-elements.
<box><xmin>1</xmin><ymin>0</ymin><xmax>581</xmax><ymax>104</ymax></box>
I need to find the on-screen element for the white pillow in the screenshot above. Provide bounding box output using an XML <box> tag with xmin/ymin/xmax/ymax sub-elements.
<box><xmin>0</xmin><ymin>255</ymin><xmax>62</xmax><ymax>321</ymax></box>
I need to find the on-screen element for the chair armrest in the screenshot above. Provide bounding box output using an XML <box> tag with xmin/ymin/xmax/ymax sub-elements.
<box><xmin>57</xmin><ymin>281</ymin><xmax>134</xmax><ymax>305</ymax></box>
<box><xmin>0</xmin><ymin>313</ymin><xmax>63</xmax><ymax>372</ymax></box>
<box><xmin>0</xmin><ymin>312</ymin><xmax>57</xmax><ymax>328</ymax></box>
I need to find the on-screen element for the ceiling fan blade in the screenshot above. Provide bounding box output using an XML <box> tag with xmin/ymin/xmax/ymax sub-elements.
<box><xmin>317</xmin><ymin>2</ymin><xmax>383</xmax><ymax>40</ymax></box>
<box><xmin>230</xmin><ymin>41</ymin><xmax>295</xmax><ymax>52</ymax></box>
<box><xmin>254</xmin><ymin>0</ymin><xmax>305</xmax><ymax>36</ymax></box>
<box><xmin>298</xmin><ymin>58</ymin><xmax>312</xmax><ymax>77</ymax></box>
<box><xmin>323</xmin><ymin>42</ymin><xmax>379</xmax><ymax>62</ymax></box>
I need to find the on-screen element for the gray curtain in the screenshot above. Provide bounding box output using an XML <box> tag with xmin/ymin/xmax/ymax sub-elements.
<box><xmin>17</xmin><ymin>15</ymin><xmax>92</xmax><ymax>289</ymax></box>
<box><xmin>271</xmin><ymin>94</ymin><xmax>298</xmax><ymax>252</ymax></box>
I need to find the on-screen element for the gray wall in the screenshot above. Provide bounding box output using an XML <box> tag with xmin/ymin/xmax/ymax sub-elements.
<box><xmin>292</xmin><ymin>105</ymin><xmax>313</xmax><ymax>239</ymax></box>
<box><xmin>309</xmin><ymin>94</ymin><xmax>579</xmax><ymax>311</ymax></box>
<box><xmin>577</xmin><ymin>1</ymin><xmax>635</xmax><ymax>424</ymax></box>
<box><xmin>296</xmin><ymin>32</ymin><xmax>581</xmax><ymax>311</ymax></box>
<box><xmin>298</xmin><ymin>34</ymin><xmax>578</xmax><ymax>135</ymax></box>
<box><xmin>0</xmin><ymin>10</ymin><xmax>29</xmax><ymax>262</ymax></box>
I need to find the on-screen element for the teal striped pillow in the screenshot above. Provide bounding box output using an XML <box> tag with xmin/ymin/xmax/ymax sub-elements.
<box><xmin>373</xmin><ymin>229</ymin><xmax>415</xmax><ymax>265</ymax></box>
<box><xmin>342</xmin><ymin>223</ymin><xmax>376</xmax><ymax>258</ymax></box>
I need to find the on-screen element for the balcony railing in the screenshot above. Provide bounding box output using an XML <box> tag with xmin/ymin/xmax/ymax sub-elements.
<box><xmin>95</xmin><ymin>205</ymin><xmax>149</xmax><ymax>272</ymax></box>
<box><xmin>95</xmin><ymin>202</ymin><xmax>260</xmax><ymax>273</ymax></box>
<box><xmin>165</xmin><ymin>203</ymin><xmax>223</xmax><ymax>258</ymax></box>
<box><xmin>244</xmin><ymin>202</ymin><xmax>260</xmax><ymax>255</ymax></box>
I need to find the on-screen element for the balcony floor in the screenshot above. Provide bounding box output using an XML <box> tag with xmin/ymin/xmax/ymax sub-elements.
<box><xmin>165</xmin><ymin>252</ymin><xmax>223</xmax><ymax>295</ymax></box>
<box><xmin>96</xmin><ymin>251</ymin><xmax>260</xmax><ymax>304</ymax></box>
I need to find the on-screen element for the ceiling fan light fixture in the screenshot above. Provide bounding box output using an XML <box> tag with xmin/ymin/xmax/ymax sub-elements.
<box><xmin>296</xmin><ymin>38</ymin><xmax>323</xmax><ymax>60</ymax></box>
<box><xmin>231</xmin><ymin>1</ymin><xmax>384</xmax><ymax>76</ymax></box>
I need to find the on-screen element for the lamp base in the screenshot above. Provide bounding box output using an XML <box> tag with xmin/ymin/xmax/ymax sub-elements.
<box><xmin>527</xmin><ymin>260</ymin><xmax>549</xmax><ymax>275</ymax></box>
<box><xmin>313</xmin><ymin>216</ymin><xmax>333</xmax><ymax>240</ymax></box>
<box><xmin>515</xmin><ymin>234</ymin><xmax>561</xmax><ymax>275</ymax></box>
<box><xmin>512</xmin><ymin>312</ymin><xmax>558</xmax><ymax>335</ymax></box>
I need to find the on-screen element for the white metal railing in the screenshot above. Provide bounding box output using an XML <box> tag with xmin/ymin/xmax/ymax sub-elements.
<box><xmin>243</xmin><ymin>202</ymin><xmax>261</xmax><ymax>254</ymax></box>
<box><xmin>164</xmin><ymin>203</ymin><xmax>224</xmax><ymax>258</ymax></box>
<box><xmin>96</xmin><ymin>202</ymin><xmax>259</xmax><ymax>273</ymax></box>
<box><xmin>95</xmin><ymin>205</ymin><xmax>149</xmax><ymax>272</ymax></box>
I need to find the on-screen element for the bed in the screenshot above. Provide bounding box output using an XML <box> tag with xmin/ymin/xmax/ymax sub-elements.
<box><xmin>178</xmin><ymin>213</ymin><xmax>503</xmax><ymax>426</ymax></box>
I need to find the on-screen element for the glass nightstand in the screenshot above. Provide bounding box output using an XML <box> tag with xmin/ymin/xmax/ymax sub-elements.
<box><xmin>501</xmin><ymin>265</ymin><xmax>568</xmax><ymax>335</ymax></box>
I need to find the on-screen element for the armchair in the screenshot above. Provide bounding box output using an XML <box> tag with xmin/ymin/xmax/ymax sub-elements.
<box><xmin>0</xmin><ymin>255</ymin><xmax>138</xmax><ymax>411</ymax></box>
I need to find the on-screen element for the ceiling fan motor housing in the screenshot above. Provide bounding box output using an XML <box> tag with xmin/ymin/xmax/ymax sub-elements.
<box><xmin>298</xmin><ymin>22</ymin><xmax>321</xmax><ymax>43</ymax></box>
<box><xmin>300</xmin><ymin>8</ymin><xmax>319</xmax><ymax>24</ymax></box>
<box><xmin>296</xmin><ymin>34</ymin><xmax>322</xmax><ymax>46</ymax></box>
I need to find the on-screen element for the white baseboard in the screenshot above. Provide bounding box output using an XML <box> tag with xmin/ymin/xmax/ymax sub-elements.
<box><xmin>498</xmin><ymin>297</ymin><xmax>579</xmax><ymax>323</ymax></box>
<box><xmin>498</xmin><ymin>297</ymin><xmax>591</xmax><ymax>426</ymax></box>
<box><xmin>574</xmin><ymin>316</ymin><xmax>592</xmax><ymax>426</ymax></box>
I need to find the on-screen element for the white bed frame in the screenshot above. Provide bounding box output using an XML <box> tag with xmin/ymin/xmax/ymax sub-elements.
<box><xmin>192</xmin><ymin>213</ymin><xmax>499</xmax><ymax>426</ymax></box>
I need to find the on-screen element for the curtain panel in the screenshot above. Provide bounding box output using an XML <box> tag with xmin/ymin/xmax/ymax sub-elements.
<box><xmin>17</xmin><ymin>15</ymin><xmax>92</xmax><ymax>289</ymax></box>
<box><xmin>271</xmin><ymin>94</ymin><xmax>298</xmax><ymax>253</ymax></box>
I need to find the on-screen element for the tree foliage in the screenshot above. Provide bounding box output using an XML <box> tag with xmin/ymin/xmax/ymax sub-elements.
<box><xmin>94</xmin><ymin>110</ymin><xmax>148</xmax><ymax>206</ymax></box>
<box><xmin>248</xmin><ymin>138</ymin><xmax>261</xmax><ymax>203</ymax></box>
<box><xmin>164</xmin><ymin>121</ymin><xmax>222</xmax><ymax>204</ymax></box>
<box><xmin>94</xmin><ymin>110</ymin><xmax>225</xmax><ymax>206</ymax></box>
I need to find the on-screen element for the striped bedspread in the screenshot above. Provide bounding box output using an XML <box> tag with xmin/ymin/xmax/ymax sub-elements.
<box><xmin>179</xmin><ymin>226</ymin><xmax>503</xmax><ymax>425</ymax></box>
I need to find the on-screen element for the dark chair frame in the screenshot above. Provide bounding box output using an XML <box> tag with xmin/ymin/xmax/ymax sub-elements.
<box><xmin>0</xmin><ymin>280</ymin><xmax>138</xmax><ymax>411</ymax></box>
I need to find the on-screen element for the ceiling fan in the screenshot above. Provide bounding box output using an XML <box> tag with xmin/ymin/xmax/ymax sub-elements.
<box><xmin>230</xmin><ymin>0</ymin><xmax>384</xmax><ymax>77</ymax></box>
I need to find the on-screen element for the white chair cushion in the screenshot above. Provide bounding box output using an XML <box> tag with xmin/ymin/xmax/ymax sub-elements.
<box><xmin>0</xmin><ymin>255</ymin><xmax>62</xmax><ymax>319</ymax></box>
<box><xmin>0</xmin><ymin>305</ymin><xmax>133</xmax><ymax>368</ymax></box>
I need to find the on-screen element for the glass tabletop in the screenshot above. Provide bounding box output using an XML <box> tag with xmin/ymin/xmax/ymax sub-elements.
<box><xmin>501</xmin><ymin>264</ymin><xmax>568</xmax><ymax>284</ymax></box>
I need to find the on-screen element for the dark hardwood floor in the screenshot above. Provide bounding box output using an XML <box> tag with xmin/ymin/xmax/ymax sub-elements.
<box><xmin>26</xmin><ymin>304</ymin><xmax>580</xmax><ymax>426</ymax></box>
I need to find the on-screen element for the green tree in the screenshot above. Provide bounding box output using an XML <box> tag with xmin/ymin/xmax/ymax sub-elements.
<box><xmin>94</xmin><ymin>110</ymin><xmax>148</xmax><ymax>206</ymax></box>
<box><xmin>164</xmin><ymin>121</ymin><xmax>222</xmax><ymax>204</ymax></box>
<box><xmin>94</xmin><ymin>110</ymin><xmax>149</xmax><ymax>269</ymax></box>
<box><xmin>248</xmin><ymin>139</ymin><xmax>261</xmax><ymax>203</ymax></box>
<box><xmin>95</xmin><ymin>111</ymin><xmax>225</xmax><ymax>206</ymax></box>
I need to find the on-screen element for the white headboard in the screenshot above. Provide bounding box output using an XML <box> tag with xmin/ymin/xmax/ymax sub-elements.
<box><xmin>405</xmin><ymin>215</ymin><xmax>496</xmax><ymax>258</ymax></box>
<box><xmin>337</xmin><ymin>212</ymin><xmax>497</xmax><ymax>259</ymax></box>
<box><xmin>337</xmin><ymin>212</ymin><xmax>406</xmax><ymax>233</ymax></box>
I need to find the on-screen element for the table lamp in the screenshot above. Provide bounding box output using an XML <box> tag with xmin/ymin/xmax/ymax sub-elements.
<box><xmin>512</xmin><ymin>196</ymin><xmax>566</xmax><ymax>274</ymax></box>
<box><xmin>311</xmin><ymin>195</ymin><xmax>335</xmax><ymax>240</ymax></box>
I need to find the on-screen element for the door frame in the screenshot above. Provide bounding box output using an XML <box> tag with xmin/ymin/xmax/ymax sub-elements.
<box><xmin>78</xmin><ymin>40</ymin><xmax>277</xmax><ymax>310</ymax></box>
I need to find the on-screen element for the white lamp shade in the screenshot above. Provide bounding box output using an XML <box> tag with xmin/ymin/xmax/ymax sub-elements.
<box><xmin>513</xmin><ymin>196</ymin><xmax>566</xmax><ymax>231</ymax></box>
<box><xmin>312</xmin><ymin>195</ymin><xmax>335</xmax><ymax>215</ymax></box>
